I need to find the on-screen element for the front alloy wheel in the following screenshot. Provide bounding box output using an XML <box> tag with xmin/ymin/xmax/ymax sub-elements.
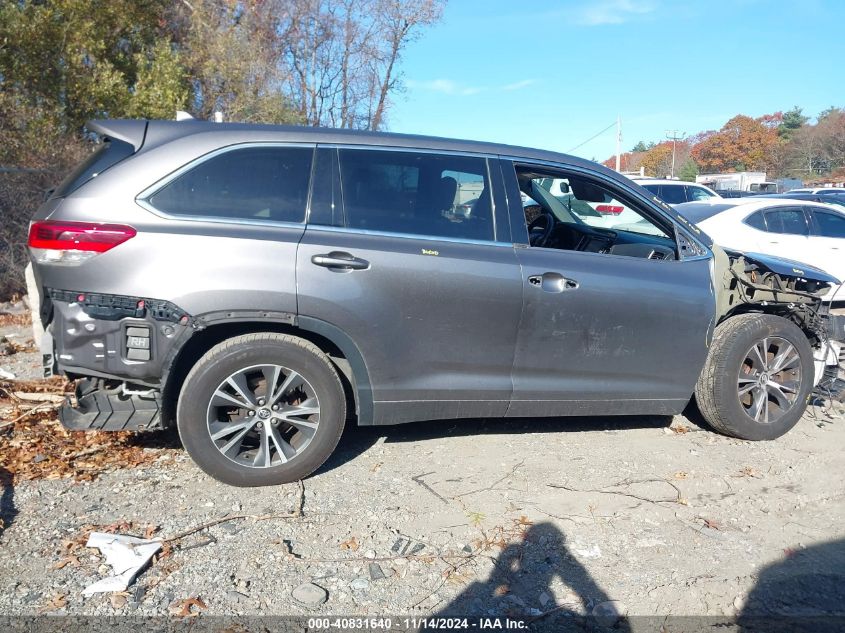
<box><xmin>694</xmin><ymin>313</ymin><xmax>813</xmax><ymax>441</ymax></box>
<box><xmin>737</xmin><ymin>337</ymin><xmax>802</xmax><ymax>425</ymax></box>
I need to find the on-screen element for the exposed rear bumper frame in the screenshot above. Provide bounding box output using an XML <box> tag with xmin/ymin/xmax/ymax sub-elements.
<box><xmin>59</xmin><ymin>378</ymin><xmax>163</xmax><ymax>431</ymax></box>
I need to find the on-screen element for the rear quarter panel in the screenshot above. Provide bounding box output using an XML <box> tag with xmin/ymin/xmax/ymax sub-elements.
<box><xmin>33</xmin><ymin>132</ymin><xmax>309</xmax><ymax>316</ymax></box>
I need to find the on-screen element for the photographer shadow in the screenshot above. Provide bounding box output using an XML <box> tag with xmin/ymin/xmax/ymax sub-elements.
<box><xmin>739</xmin><ymin>537</ymin><xmax>845</xmax><ymax>633</ymax></box>
<box><xmin>431</xmin><ymin>522</ymin><xmax>630</xmax><ymax>632</ymax></box>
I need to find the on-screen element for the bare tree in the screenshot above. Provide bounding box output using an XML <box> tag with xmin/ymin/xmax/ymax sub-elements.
<box><xmin>175</xmin><ymin>0</ymin><xmax>303</xmax><ymax>124</ymax></box>
<box><xmin>273</xmin><ymin>0</ymin><xmax>443</xmax><ymax>130</ymax></box>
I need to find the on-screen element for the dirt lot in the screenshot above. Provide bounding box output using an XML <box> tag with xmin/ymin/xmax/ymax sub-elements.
<box><xmin>1</xmin><ymin>307</ymin><xmax>844</xmax><ymax>629</ymax></box>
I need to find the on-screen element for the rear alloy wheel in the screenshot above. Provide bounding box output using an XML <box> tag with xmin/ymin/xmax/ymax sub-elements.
<box><xmin>178</xmin><ymin>333</ymin><xmax>345</xmax><ymax>486</ymax></box>
<box><xmin>207</xmin><ymin>364</ymin><xmax>321</xmax><ymax>469</ymax></box>
<box><xmin>694</xmin><ymin>313</ymin><xmax>814</xmax><ymax>440</ymax></box>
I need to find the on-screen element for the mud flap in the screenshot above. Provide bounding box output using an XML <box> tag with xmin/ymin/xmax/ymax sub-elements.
<box><xmin>59</xmin><ymin>378</ymin><xmax>162</xmax><ymax>431</ymax></box>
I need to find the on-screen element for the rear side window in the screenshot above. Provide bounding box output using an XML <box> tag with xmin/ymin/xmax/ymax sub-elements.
<box><xmin>51</xmin><ymin>139</ymin><xmax>135</xmax><ymax>198</ymax></box>
<box><xmin>763</xmin><ymin>207</ymin><xmax>808</xmax><ymax>235</ymax></box>
<box><xmin>338</xmin><ymin>149</ymin><xmax>494</xmax><ymax>241</ymax></box>
<box><xmin>148</xmin><ymin>146</ymin><xmax>314</xmax><ymax>223</ymax></box>
<box><xmin>657</xmin><ymin>185</ymin><xmax>687</xmax><ymax>204</ymax></box>
<box><xmin>811</xmin><ymin>209</ymin><xmax>845</xmax><ymax>238</ymax></box>
<box><xmin>686</xmin><ymin>185</ymin><xmax>715</xmax><ymax>201</ymax></box>
<box><xmin>744</xmin><ymin>210</ymin><xmax>767</xmax><ymax>231</ymax></box>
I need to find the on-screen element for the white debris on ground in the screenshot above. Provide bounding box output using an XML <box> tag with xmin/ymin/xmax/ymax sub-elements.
<box><xmin>82</xmin><ymin>533</ymin><xmax>162</xmax><ymax>596</ymax></box>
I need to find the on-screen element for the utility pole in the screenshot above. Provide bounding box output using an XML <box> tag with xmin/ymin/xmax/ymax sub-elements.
<box><xmin>615</xmin><ymin>115</ymin><xmax>622</xmax><ymax>172</ymax></box>
<box><xmin>665</xmin><ymin>129</ymin><xmax>684</xmax><ymax>178</ymax></box>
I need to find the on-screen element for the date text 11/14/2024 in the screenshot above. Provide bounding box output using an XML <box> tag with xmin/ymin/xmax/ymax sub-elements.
<box><xmin>307</xmin><ymin>617</ymin><xmax>529</xmax><ymax>630</ymax></box>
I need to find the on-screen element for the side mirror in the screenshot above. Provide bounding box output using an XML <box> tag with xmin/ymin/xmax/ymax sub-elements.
<box><xmin>559</xmin><ymin>183</ymin><xmax>570</xmax><ymax>194</ymax></box>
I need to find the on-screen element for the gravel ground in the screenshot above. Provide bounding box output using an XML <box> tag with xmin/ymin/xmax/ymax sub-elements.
<box><xmin>1</xmin><ymin>314</ymin><xmax>844</xmax><ymax>627</ymax></box>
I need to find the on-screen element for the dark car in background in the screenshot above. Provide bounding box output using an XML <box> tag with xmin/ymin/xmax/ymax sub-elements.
<box><xmin>754</xmin><ymin>192</ymin><xmax>845</xmax><ymax>210</ymax></box>
<box><xmin>28</xmin><ymin>119</ymin><xmax>845</xmax><ymax>486</ymax></box>
<box><xmin>716</xmin><ymin>190</ymin><xmax>760</xmax><ymax>198</ymax></box>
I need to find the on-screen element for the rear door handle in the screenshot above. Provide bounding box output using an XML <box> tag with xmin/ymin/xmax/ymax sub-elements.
<box><xmin>311</xmin><ymin>252</ymin><xmax>370</xmax><ymax>271</ymax></box>
<box><xmin>528</xmin><ymin>272</ymin><xmax>579</xmax><ymax>293</ymax></box>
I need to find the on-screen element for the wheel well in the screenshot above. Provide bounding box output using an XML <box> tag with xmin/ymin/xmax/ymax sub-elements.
<box><xmin>718</xmin><ymin>304</ymin><xmax>823</xmax><ymax>347</ymax></box>
<box><xmin>160</xmin><ymin>322</ymin><xmax>358</xmax><ymax>428</ymax></box>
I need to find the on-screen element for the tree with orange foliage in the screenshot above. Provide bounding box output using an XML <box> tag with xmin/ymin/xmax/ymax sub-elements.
<box><xmin>690</xmin><ymin>114</ymin><xmax>782</xmax><ymax>173</ymax></box>
<box><xmin>601</xmin><ymin>151</ymin><xmax>644</xmax><ymax>172</ymax></box>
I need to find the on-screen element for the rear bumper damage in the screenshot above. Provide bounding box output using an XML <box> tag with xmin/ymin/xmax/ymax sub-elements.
<box><xmin>60</xmin><ymin>378</ymin><xmax>163</xmax><ymax>431</ymax></box>
<box><xmin>44</xmin><ymin>289</ymin><xmax>193</xmax><ymax>385</ymax></box>
<box><xmin>41</xmin><ymin>289</ymin><xmax>195</xmax><ymax>431</ymax></box>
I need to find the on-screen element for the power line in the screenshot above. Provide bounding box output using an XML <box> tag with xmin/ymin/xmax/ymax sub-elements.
<box><xmin>567</xmin><ymin>121</ymin><xmax>617</xmax><ymax>153</ymax></box>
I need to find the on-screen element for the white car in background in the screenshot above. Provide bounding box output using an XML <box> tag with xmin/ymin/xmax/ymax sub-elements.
<box><xmin>675</xmin><ymin>198</ymin><xmax>845</xmax><ymax>304</ymax></box>
<box><xmin>630</xmin><ymin>178</ymin><xmax>722</xmax><ymax>204</ymax></box>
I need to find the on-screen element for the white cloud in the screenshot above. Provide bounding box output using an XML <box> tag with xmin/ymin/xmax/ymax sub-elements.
<box><xmin>407</xmin><ymin>78</ymin><xmax>537</xmax><ymax>96</ymax></box>
<box><xmin>502</xmin><ymin>79</ymin><xmax>536</xmax><ymax>91</ymax></box>
<box><xmin>574</xmin><ymin>0</ymin><xmax>657</xmax><ymax>26</ymax></box>
<box><xmin>405</xmin><ymin>79</ymin><xmax>484</xmax><ymax>96</ymax></box>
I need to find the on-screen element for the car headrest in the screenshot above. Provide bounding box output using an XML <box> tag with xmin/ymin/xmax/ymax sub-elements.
<box><xmin>435</xmin><ymin>176</ymin><xmax>458</xmax><ymax>210</ymax></box>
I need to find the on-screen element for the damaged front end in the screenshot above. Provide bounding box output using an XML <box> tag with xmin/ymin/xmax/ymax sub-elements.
<box><xmin>41</xmin><ymin>289</ymin><xmax>195</xmax><ymax>431</ymax></box>
<box><xmin>713</xmin><ymin>245</ymin><xmax>845</xmax><ymax>400</ymax></box>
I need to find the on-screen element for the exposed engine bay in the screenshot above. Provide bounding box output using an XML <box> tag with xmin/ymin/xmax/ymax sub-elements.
<box><xmin>712</xmin><ymin>245</ymin><xmax>844</xmax><ymax>397</ymax></box>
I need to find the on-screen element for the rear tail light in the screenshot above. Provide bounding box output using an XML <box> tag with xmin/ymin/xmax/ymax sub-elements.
<box><xmin>28</xmin><ymin>221</ymin><xmax>136</xmax><ymax>265</ymax></box>
<box><xmin>595</xmin><ymin>205</ymin><xmax>624</xmax><ymax>215</ymax></box>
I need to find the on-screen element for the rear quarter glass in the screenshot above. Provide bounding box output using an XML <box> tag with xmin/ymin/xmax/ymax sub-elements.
<box><xmin>50</xmin><ymin>139</ymin><xmax>135</xmax><ymax>199</ymax></box>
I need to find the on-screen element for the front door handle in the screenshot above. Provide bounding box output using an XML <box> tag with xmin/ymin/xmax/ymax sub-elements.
<box><xmin>311</xmin><ymin>252</ymin><xmax>370</xmax><ymax>271</ymax></box>
<box><xmin>528</xmin><ymin>272</ymin><xmax>579</xmax><ymax>293</ymax></box>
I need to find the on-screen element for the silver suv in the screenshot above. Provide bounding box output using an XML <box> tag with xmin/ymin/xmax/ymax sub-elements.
<box><xmin>29</xmin><ymin>119</ymin><xmax>844</xmax><ymax>486</ymax></box>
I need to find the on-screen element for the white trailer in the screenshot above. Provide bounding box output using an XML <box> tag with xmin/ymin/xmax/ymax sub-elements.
<box><xmin>696</xmin><ymin>172</ymin><xmax>778</xmax><ymax>193</ymax></box>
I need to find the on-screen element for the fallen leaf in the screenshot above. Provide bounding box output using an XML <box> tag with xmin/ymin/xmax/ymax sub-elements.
<box><xmin>671</xmin><ymin>426</ymin><xmax>690</xmax><ymax>434</ymax></box>
<box><xmin>110</xmin><ymin>593</ymin><xmax>128</xmax><ymax>609</ymax></box>
<box><xmin>51</xmin><ymin>555</ymin><xmax>80</xmax><ymax>570</ymax></box>
<box><xmin>39</xmin><ymin>593</ymin><xmax>68</xmax><ymax>613</ymax></box>
<box><xmin>673</xmin><ymin>471</ymin><xmax>688</xmax><ymax>479</ymax></box>
<box><xmin>494</xmin><ymin>584</ymin><xmax>510</xmax><ymax>596</ymax></box>
<box><xmin>143</xmin><ymin>524</ymin><xmax>159</xmax><ymax>539</ymax></box>
<box><xmin>701</xmin><ymin>517</ymin><xmax>720</xmax><ymax>530</ymax></box>
<box><xmin>170</xmin><ymin>596</ymin><xmax>207</xmax><ymax>617</ymax></box>
<box><xmin>339</xmin><ymin>536</ymin><xmax>360</xmax><ymax>551</ymax></box>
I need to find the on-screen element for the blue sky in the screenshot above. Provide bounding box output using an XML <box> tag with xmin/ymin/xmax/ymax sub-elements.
<box><xmin>389</xmin><ymin>0</ymin><xmax>843</xmax><ymax>162</ymax></box>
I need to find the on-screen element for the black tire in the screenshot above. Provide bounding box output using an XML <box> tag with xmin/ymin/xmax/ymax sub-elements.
<box><xmin>694</xmin><ymin>313</ymin><xmax>814</xmax><ymax>441</ymax></box>
<box><xmin>177</xmin><ymin>333</ymin><xmax>345</xmax><ymax>486</ymax></box>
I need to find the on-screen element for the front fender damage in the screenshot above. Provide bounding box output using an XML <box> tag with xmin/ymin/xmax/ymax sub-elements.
<box><xmin>711</xmin><ymin>245</ymin><xmax>844</xmax><ymax>399</ymax></box>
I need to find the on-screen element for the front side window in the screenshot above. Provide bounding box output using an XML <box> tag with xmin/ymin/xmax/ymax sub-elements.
<box><xmin>147</xmin><ymin>146</ymin><xmax>314</xmax><ymax>223</ymax></box>
<box><xmin>514</xmin><ymin>165</ymin><xmax>677</xmax><ymax>260</ymax></box>
<box><xmin>338</xmin><ymin>149</ymin><xmax>493</xmax><ymax>241</ymax></box>
<box><xmin>811</xmin><ymin>209</ymin><xmax>845</xmax><ymax>238</ymax></box>
<box><xmin>763</xmin><ymin>207</ymin><xmax>809</xmax><ymax>235</ymax></box>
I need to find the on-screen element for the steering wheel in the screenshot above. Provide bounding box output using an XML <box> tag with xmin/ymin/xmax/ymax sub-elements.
<box><xmin>527</xmin><ymin>211</ymin><xmax>555</xmax><ymax>247</ymax></box>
